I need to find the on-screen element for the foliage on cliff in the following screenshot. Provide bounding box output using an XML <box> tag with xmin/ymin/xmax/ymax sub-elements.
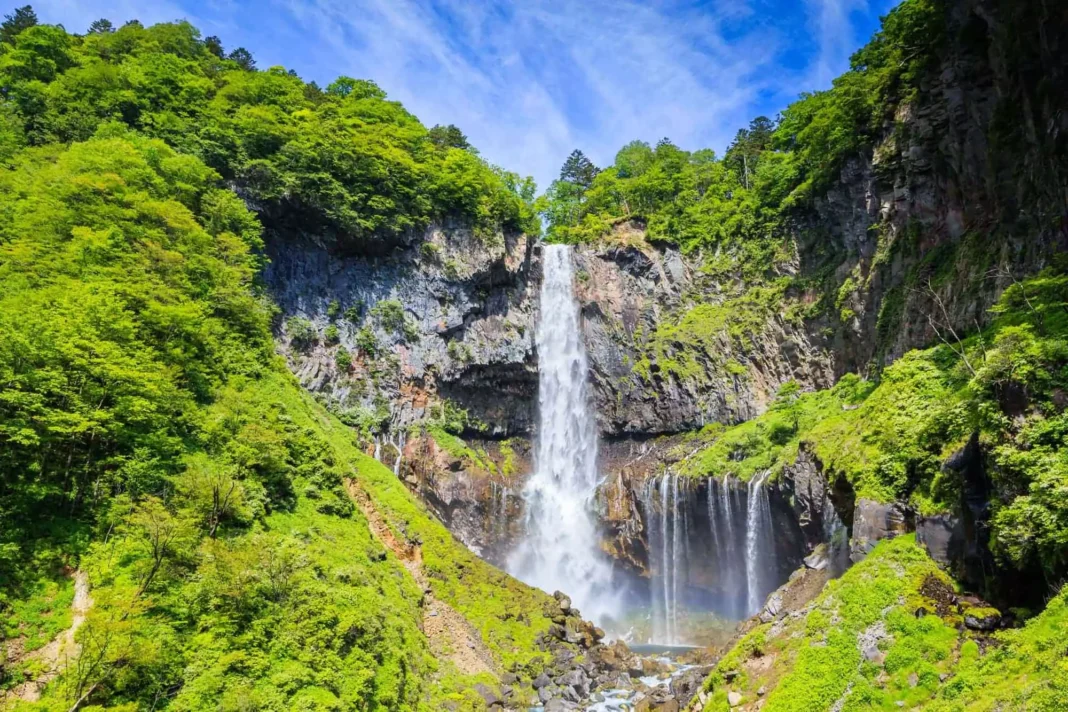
<box><xmin>700</xmin><ymin>536</ymin><xmax>1067</xmax><ymax>712</ymax></box>
<box><xmin>540</xmin><ymin>0</ymin><xmax>945</xmax><ymax>249</ymax></box>
<box><xmin>678</xmin><ymin>268</ymin><xmax>1068</xmax><ymax>585</ymax></box>
<box><xmin>0</xmin><ymin>15</ymin><xmax>538</xmax><ymax>245</ymax></box>
<box><xmin>0</xmin><ymin>27</ymin><xmax>557</xmax><ymax>707</ymax></box>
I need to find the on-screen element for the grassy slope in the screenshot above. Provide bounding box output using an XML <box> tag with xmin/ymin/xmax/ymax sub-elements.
<box><xmin>675</xmin><ymin>271</ymin><xmax>1068</xmax><ymax>516</ymax></box>
<box><xmin>700</xmin><ymin>536</ymin><xmax>1067</xmax><ymax>712</ymax></box>
<box><xmin>6</xmin><ymin>369</ymin><xmax>556</xmax><ymax>711</ymax></box>
<box><xmin>0</xmin><ymin>127</ymin><xmax>553</xmax><ymax>709</ymax></box>
<box><xmin>276</xmin><ymin>378</ymin><xmax>557</xmax><ymax>678</ymax></box>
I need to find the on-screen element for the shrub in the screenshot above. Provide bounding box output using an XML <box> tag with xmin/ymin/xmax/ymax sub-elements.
<box><xmin>286</xmin><ymin>316</ymin><xmax>317</xmax><ymax>350</ymax></box>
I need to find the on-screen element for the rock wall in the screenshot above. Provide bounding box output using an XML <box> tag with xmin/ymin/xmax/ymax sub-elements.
<box><xmin>260</xmin><ymin>0</ymin><xmax>1068</xmax><ymax>619</ymax></box>
<box><xmin>264</xmin><ymin>226</ymin><xmax>540</xmax><ymax>436</ymax></box>
<box><xmin>396</xmin><ymin>432</ymin><xmax>531</xmax><ymax>566</ymax></box>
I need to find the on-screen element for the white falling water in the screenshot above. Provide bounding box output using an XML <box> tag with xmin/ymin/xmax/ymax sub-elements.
<box><xmin>719</xmin><ymin>474</ymin><xmax>738</xmax><ymax>617</ymax></box>
<box><xmin>708</xmin><ymin>475</ymin><xmax>744</xmax><ymax>619</ymax></box>
<box><xmin>745</xmin><ymin>470</ymin><xmax>774</xmax><ymax>615</ymax></box>
<box><xmin>508</xmin><ymin>245</ymin><xmax>620</xmax><ymax>625</ymax></box>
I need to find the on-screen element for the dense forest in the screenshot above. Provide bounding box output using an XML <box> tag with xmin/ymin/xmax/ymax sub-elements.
<box><xmin>0</xmin><ymin>0</ymin><xmax>1066</xmax><ymax>710</ymax></box>
<box><xmin>0</xmin><ymin>7</ymin><xmax>559</xmax><ymax>711</ymax></box>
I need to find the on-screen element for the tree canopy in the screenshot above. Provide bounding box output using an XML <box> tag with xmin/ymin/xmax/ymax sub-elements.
<box><xmin>0</xmin><ymin>17</ymin><xmax>539</xmax><ymax>248</ymax></box>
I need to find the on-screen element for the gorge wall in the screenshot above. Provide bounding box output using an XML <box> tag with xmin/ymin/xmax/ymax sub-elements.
<box><xmin>262</xmin><ymin>0</ymin><xmax>1068</xmax><ymax>621</ymax></box>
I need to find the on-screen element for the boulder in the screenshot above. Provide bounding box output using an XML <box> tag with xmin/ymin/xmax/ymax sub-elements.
<box><xmin>917</xmin><ymin>513</ymin><xmax>964</xmax><ymax>571</ymax></box>
<box><xmin>728</xmin><ymin>690</ymin><xmax>743</xmax><ymax>707</ymax></box>
<box><xmin>533</xmin><ymin>672</ymin><xmax>552</xmax><ymax>689</ymax></box>
<box><xmin>760</xmin><ymin>591</ymin><xmax>785</xmax><ymax>622</ymax></box>
<box><xmin>964</xmin><ymin>609</ymin><xmax>1002</xmax><ymax>631</ymax></box>
<box><xmin>554</xmin><ymin>590</ymin><xmax>572</xmax><ymax>613</ymax></box>
<box><xmin>851</xmin><ymin>499</ymin><xmax>909</xmax><ymax>562</ymax></box>
<box><xmin>474</xmin><ymin>683</ymin><xmax>502</xmax><ymax>708</ymax></box>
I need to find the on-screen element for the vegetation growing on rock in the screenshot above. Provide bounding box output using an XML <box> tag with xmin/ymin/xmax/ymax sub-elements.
<box><xmin>702</xmin><ymin>536</ymin><xmax>1068</xmax><ymax>712</ymax></box>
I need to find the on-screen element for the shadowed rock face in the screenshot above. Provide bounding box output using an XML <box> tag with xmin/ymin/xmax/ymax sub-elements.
<box><xmin>396</xmin><ymin>433</ymin><xmax>530</xmax><ymax>566</ymax></box>
<box><xmin>264</xmin><ymin>225</ymin><xmax>540</xmax><ymax>437</ymax></box>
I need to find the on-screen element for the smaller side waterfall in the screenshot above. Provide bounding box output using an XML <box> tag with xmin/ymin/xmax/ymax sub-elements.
<box><xmin>646</xmin><ymin>472</ymin><xmax>782</xmax><ymax>640</ymax></box>
<box><xmin>644</xmin><ymin>473</ymin><xmax>690</xmax><ymax>645</ymax></box>
<box><xmin>707</xmin><ymin>476</ymin><xmax>748</xmax><ymax>619</ymax></box>
<box><xmin>745</xmin><ymin>470</ymin><xmax>775</xmax><ymax>615</ymax></box>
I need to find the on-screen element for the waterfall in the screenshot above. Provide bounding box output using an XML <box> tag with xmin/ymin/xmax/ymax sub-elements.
<box><xmin>644</xmin><ymin>472</ymin><xmax>691</xmax><ymax>645</ymax></box>
<box><xmin>391</xmin><ymin>430</ymin><xmax>406</xmax><ymax>476</ymax></box>
<box><xmin>507</xmin><ymin>245</ymin><xmax>620</xmax><ymax>625</ymax></box>
<box><xmin>719</xmin><ymin>474</ymin><xmax>739</xmax><ymax>617</ymax></box>
<box><xmin>745</xmin><ymin>470</ymin><xmax>774</xmax><ymax>615</ymax></box>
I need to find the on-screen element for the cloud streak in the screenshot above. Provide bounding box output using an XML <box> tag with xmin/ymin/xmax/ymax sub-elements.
<box><xmin>32</xmin><ymin>0</ymin><xmax>898</xmax><ymax>190</ymax></box>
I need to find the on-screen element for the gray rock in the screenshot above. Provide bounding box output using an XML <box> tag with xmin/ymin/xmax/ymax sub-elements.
<box><xmin>964</xmin><ymin>611</ymin><xmax>1001</xmax><ymax>631</ymax></box>
<box><xmin>728</xmin><ymin>690</ymin><xmax>743</xmax><ymax>707</ymax></box>
<box><xmin>533</xmin><ymin>672</ymin><xmax>552</xmax><ymax>689</ymax></box>
<box><xmin>761</xmin><ymin>592</ymin><xmax>785</xmax><ymax>622</ymax></box>
<box><xmin>851</xmin><ymin>499</ymin><xmax>909</xmax><ymax>562</ymax></box>
<box><xmin>554</xmin><ymin>591</ymin><xmax>572</xmax><ymax>612</ymax></box>
<box><xmin>474</xmin><ymin>683</ymin><xmax>501</xmax><ymax>708</ymax></box>
<box><xmin>917</xmin><ymin>513</ymin><xmax>963</xmax><ymax>572</ymax></box>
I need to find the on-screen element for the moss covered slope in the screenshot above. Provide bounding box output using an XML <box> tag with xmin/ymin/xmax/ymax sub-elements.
<box><xmin>699</xmin><ymin>536</ymin><xmax>1067</xmax><ymax>712</ymax></box>
<box><xmin>674</xmin><ymin>270</ymin><xmax>1068</xmax><ymax>584</ymax></box>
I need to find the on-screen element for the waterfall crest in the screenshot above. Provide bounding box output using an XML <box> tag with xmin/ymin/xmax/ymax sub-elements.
<box><xmin>507</xmin><ymin>245</ymin><xmax>620</xmax><ymax>625</ymax></box>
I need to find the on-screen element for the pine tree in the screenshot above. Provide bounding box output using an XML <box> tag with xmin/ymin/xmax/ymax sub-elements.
<box><xmin>88</xmin><ymin>18</ymin><xmax>114</xmax><ymax>34</ymax></box>
<box><xmin>1</xmin><ymin>5</ymin><xmax>37</xmax><ymax>44</ymax></box>
<box><xmin>428</xmin><ymin>124</ymin><xmax>471</xmax><ymax>150</ymax></box>
<box><xmin>204</xmin><ymin>35</ymin><xmax>224</xmax><ymax>58</ymax></box>
<box><xmin>559</xmin><ymin>149</ymin><xmax>598</xmax><ymax>189</ymax></box>
<box><xmin>227</xmin><ymin>47</ymin><xmax>256</xmax><ymax>71</ymax></box>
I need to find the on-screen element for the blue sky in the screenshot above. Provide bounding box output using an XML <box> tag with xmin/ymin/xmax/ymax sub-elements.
<box><xmin>30</xmin><ymin>0</ymin><xmax>899</xmax><ymax>190</ymax></box>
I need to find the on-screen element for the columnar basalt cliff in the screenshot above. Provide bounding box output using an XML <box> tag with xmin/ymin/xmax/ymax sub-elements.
<box><xmin>264</xmin><ymin>226</ymin><xmax>540</xmax><ymax>437</ymax></box>
<box><xmin>259</xmin><ymin>0</ymin><xmax>1068</xmax><ymax>641</ymax></box>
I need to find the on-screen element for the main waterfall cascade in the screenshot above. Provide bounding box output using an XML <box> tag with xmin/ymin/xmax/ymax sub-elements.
<box><xmin>507</xmin><ymin>245</ymin><xmax>622</xmax><ymax>625</ymax></box>
<box><xmin>506</xmin><ymin>244</ymin><xmax>790</xmax><ymax>643</ymax></box>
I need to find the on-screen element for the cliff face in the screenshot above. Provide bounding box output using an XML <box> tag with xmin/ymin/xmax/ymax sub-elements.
<box><xmin>264</xmin><ymin>226</ymin><xmax>540</xmax><ymax>436</ymax></box>
<box><xmin>261</xmin><ymin>0</ymin><xmax>1068</xmax><ymax>613</ymax></box>
<box><xmin>571</xmin><ymin>0</ymin><xmax>1066</xmax><ymax>437</ymax></box>
<box><xmin>573</xmin><ymin>240</ymin><xmax>836</xmax><ymax>435</ymax></box>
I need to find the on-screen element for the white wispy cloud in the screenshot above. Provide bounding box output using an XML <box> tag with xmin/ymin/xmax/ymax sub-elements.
<box><xmin>31</xmin><ymin>0</ymin><xmax>894</xmax><ymax>190</ymax></box>
<box><xmin>803</xmin><ymin>0</ymin><xmax>871</xmax><ymax>88</ymax></box>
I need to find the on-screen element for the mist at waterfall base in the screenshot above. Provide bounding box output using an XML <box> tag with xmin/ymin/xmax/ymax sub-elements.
<box><xmin>507</xmin><ymin>244</ymin><xmax>624</xmax><ymax>627</ymax></box>
<box><xmin>507</xmin><ymin>245</ymin><xmax>797</xmax><ymax>646</ymax></box>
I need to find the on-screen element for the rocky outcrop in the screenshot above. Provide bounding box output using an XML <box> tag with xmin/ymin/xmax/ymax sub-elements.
<box><xmin>264</xmin><ymin>225</ymin><xmax>539</xmax><ymax>437</ymax></box>
<box><xmin>851</xmin><ymin>500</ymin><xmax>911</xmax><ymax>562</ymax></box>
<box><xmin>780</xmin><ymin>443</ymin><xmax>854</xmax><ymax>553</ymax></box>
<box><xmin>396</xmin><ymin>431</ymin><xmax>531</xmax><ymax>566</ymax></box>
<box><xmin>572</xmin><ymin>239</ymin><xmax>836</xmax><ymax>436</ymax></box>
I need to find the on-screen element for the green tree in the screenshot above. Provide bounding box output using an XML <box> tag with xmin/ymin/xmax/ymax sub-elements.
<box><xmin>428</xmin><ymin>123</ymin><xmax>471</xmax><ymax>150</ymax></box>
<box><xmin>560</xmin><ymin>148</ymin><xmax>598</xmax><ymax>188</ymax></box>
<box><xmin>0</xmin><ymin>5</ymin><xmax>36</xmax><ymax>44</ymax></box>
<box><xmin>87</xmin><ymin>18</ymin><xmax>114</xmax><ymax>34</ymax></box>
<box><xmin>227</xmin><ymin>46</ymin><xmax>255</xmax><ymax>70</ymax></box>
<box><xmin>203</xmin><ymin>34</ymin><xmax>223</xmax><ymax>57</ymax></box>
